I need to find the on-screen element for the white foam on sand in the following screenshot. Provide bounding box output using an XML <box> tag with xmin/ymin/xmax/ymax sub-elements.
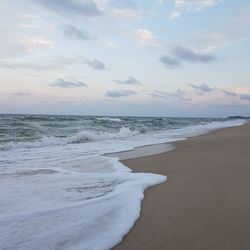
<box><xmin>0</xmin><ymin>160</ymin><xmax>166</xmax><ymax>250</ymax></box>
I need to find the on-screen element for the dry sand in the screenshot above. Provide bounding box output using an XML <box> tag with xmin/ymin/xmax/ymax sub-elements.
<box><xmin>114</xmin><ymin>122</ymin><xmax>250</xmax><ymax>250</ymax></box>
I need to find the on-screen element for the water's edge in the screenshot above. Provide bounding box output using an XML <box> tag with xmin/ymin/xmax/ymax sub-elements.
<box><xmin>108</xmin><ymin>120</ymin><xmax>248</xmax><ymax>161</ymax></box>
<box><xmin>108</xmin><ymin>120</ymin><xmax>249</xmax><ymax>249</ymax></box>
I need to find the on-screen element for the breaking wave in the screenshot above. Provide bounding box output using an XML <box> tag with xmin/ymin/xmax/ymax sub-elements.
<box><xmin>95</xmin><ymin>117</ymin><xmax>122</xmax><ymax>122</ymax></box>
<box><xmin>1</xmin><ymin>127</ymin><xmax>140</xmax><ymax>151</ymax></box>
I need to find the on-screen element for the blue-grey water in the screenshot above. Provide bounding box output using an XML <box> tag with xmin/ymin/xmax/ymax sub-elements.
<box><xmin>0</xmin><ymin>114</ymin><xmax>236</xmax><ymax>145</ymax></box>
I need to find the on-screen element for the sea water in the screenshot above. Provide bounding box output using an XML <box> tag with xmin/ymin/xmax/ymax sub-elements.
<box><xmin>0</xmin><ymin>115</ymin><xmax>246</xmax><ymax>249</ymax></box>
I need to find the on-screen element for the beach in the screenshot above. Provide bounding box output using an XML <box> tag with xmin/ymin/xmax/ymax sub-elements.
<box><xmin>2</xmin><ymin>115</ymin><xmax>246</xmax><ymax>249</ymax></box>
<box><xmin>114</xmin><ymin>122</ymin><xmax>250</xmax><ymax>250</ymax></box>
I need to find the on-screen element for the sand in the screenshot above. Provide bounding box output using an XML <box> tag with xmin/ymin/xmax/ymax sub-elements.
<box><xmin>114</xmin><ymin>122</ymin><xmax>250</xmax><ymax>250</ymax></box>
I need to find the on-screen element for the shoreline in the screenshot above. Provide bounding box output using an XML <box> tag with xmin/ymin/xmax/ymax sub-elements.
<box><xmin>114</xmin><ymin>122</ymin><xmax>250</xmax><ymax>249</ymax></box>
<box><xmin>107</xmin><ymin>120</ymin><xmax>247</xmax><ymax>161</ymax></box>
<box><xmin>106</xmin><ymin>142</ymin><xmax>176</xmax><ymax>160</ymax></box>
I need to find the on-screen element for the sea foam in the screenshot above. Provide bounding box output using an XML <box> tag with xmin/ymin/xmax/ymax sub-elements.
<box><xmin>0</xmin><ymin>158</ymin><xmax>166</xmax><ymax>250</ymax></box>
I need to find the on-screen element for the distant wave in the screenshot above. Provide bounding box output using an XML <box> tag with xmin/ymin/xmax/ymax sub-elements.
<box><xmin>95</xmin><ymin>117</ymin><xmax>122</xmax><ymax>122</ymax></box>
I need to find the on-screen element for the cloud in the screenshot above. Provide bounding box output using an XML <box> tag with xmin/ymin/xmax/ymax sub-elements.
<box><xmin>20</xmin><ymin>37</ymin><xmax>55</xmax><ymax>52</ymax></box>
<box><xmin>160</xmin><ymin>46</ymin><xmax>217</xmax><ymax>68</ymax></box>
<box><xmin>221</xmin><ymin>89</ymin><xmax>238</xmax><ymax>97</ymax></box>
<box><xmin>0</xmin><ymin>57</ymin><xmax>77</xmax><ymax>71</ymax></box>
<box><xmin>168</xmin><ymin>89</ymin><xmax>186</xmax><ymax>98</ymax></box>
<box><xmin>0</xmin><ymin>56</ymin><xmax>107</xmax><ymax>72</ymax></box>
<box><xmin>58</xmin><ymin>100</ymin><xmax>76</xmax><ymax>104</ymax></box>
<box><xmin>149</xmin><ymin>93</ymin><xmax>166</xmax><ymax>99</ymax></box>
<box><xmin>105</xmin><ymin>90</ymin><xmax>137</xmax><ymax>97</ymax></box>
<box><xmin>135</xmin><ymin>29</ymin><xmax>154</xmax><ymax>43</ymax></box>
<box><xmin>160</xmin><ymin>55</ymin><xmax>181</xmax><ymax>68</ymax></box>
<box><xmin>12</xmin><ymin>92</ymin><xmax>31</xmax><ymax>96</ymax></box>
<box><xmin>174</xmin><ymin>0</ymin><xmax>222</xmax><ymax>12</ymax></box>
<box><xmin>115</xmin><ymin>76</ymin><xmax>142</xmax><ymax>85</ymax></box>
<box><xmin>35</xmin><ymin>0</ymin><xmax>101</xmax><ymax>17</ymax></box>
<box><xmin>173</xmin><ymin>46</ymin><xmax>217</xmax><ymax>63</ymax></box>
<box><xmin>84</xmin><ymin>58</ymin><xmax>107</xmax><ymax>70</ymax></box>
<box><xmin>110</xmin><ymin>8</ymin><xmax>140</xmax><ymax>19</ymax></box>
<box><xmin>149</xmin><ymin>89</ymin><xmax>186</xmax><ymax>100</ymax></box>
<box><xmin>60</xmin><ymin>25</ymin><xmax>96</xmax><ymax>40</ymax></box>
<box><xmin>239</xmin><ymin>93</ymin><xmax>250</xmax><ymax>101</ymax></box>
<box><xmin>221</xmin><ymin>90</ymin><xmax>250</xmax><ymax>101</ymax></box>
<box><xmin>188</xmin><ymin>83</ymin><xmax>213</xmax><ymax>92</ymax></box>
<box><xmin>19</xmin><ymin>24</ymin><xmax>37</xmax><ymax>29</ymax></box>
<box><xmin>107</xmin><ymin>0</ymin><xmax>137</xmax><ymax>10</ymax></box>
<box><xmin>189</xmin><ymin>31</ymin><xmax>231</xmax><ymax>53</ymax></box>
<box><xmin>50</xmin><ymin>79</ymin><xmax>88</xmax><ymax>88</ymax></box>
<box><xmin>103</xmin><ymin>0</ymin><xmax>140</xmax><ymax>19</ymax></box>
<box><xmin>169</xmin><ymin>11</ymin><xmax>181</xmax><ymax>20</ymax></box>
<box><xmin>134</xmin><ymin>29</ymin><xmax>163</xmax><ymax>50</ymax></box>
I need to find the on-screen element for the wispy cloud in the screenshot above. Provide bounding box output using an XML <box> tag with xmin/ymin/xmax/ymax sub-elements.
<box><xmin>84</xmin><ymin>58</ymin><xmax>107</xmax><ymax>70</ymax></box>
<box><xmin>239</xmin><ymin>93</ymin><xmax>250</xmax><ymax>101</ymax></box>
<box><xmin>0</xmin><ymin>57</ymin><xmax>77</xmax><ymax>71</ymax></box>
<box><xmin>221</xmin><ymin>89</ymin><xmax>238</xmax><ymax>97</ymax></box>
<box><xmin>160</xmin><ymin>46</ymin><xmax>217</xmax><ymax>68</ymax></box>
<box><xmin>174</xmin><ymin>0</ymin><xmax>222</xmax><ymax>12</ymax></box>
<box><xmin>101</xmin><ymin>0</ymin><xmax>140</xmax><ymax>19</ymax></box>
<box><xmin>221</xmin><ymin>90</ymin><xmax>250</xmax><ymax>101</ymax></box>
<box><xmin>169</xmin><ymin>11</ymin><xmax>181</xmax><ymax>20</ymax></box>
<box><xmin>60</xmin><ymin>25</ymin><xmax>96</xmax><ymax>40</ymax></box>
<box><xmin>50</xmin><ymin>79</ymin><xmax>88</xmax><ymax>88</ymax></box>
<box><xmin>174</xmin><ymin>46</ymin><xmax>217</xmax><ymax>63</ymax></box>
<box><xmin>189</xmin><ymin>31</ymin><xmax>231</xmax><ymax>53</ymax></box>
<box><xmin>115</xmin><ymin>76</ymin><xmax>142</xmax><ymax>85</ymax></box>
<box><xmin>133</xmin><ymin>29</ymin><xmax>163</xmax><ymax>50</ymax></box>
<box><xmin>20</xmin><ymin>37</ymin><xmax>55</xmax><ymax>52</ymax></box>
<box><xmin>105</xmin><ymin>90</ymin><xmax>137</xmax><ymax>97</ymax></box>
<box><xmin>188</xmin><ymin>83</ymin><xmax>213</xmax><ymax>93</ymax></box>
<box><xmin>188</xmin><ymin>84</ymin><xmax>250</xmax><ymax>102</ymax></box>
<box><xmin>12</xmin><ymin>92</ymin><xmax>31</xmax><ymax>96</ymax></box>
<box><xmin>159</xmin><ymin>55</ymin><xmax>180</xmax><ymax>68</ymax></box>
<box><xmin>35</xmin><ymin>0</ymin><xmax>101</xmax><ymax>17</ymax></box>
<box><xmin>107</xmin><ymin>0</ymin><xmax>137</xmax><ymax>10</ymax></box>
<box><xmin>0</xmin><ymin>56</ymin><xmax>107</xmax><ymax>72</ymax></box>
<box><xmin>149</xmin><ymin>89</ymin><xmax>187</xmax><ymax>100</ymax></box>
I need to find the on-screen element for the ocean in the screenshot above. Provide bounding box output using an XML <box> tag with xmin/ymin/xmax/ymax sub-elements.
<box><xmin>0</xmin><ymin>114</ymin><xmax>246</xmax><ymax>250</ymax></box>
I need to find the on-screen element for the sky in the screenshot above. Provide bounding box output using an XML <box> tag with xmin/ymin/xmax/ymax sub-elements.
<box><xmin>0</xmin><ymin>0</ymin><xmax>250</xmax><ymax>117</ymax></box>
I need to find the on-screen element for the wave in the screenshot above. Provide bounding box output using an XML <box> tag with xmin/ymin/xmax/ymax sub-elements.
<box><xmin>117</xmin><ymin>126</ymin><xmax>139</xmax><ymax>137</ymax></box>
<box><xmin>1</xmin><ymin>127</ymin><xmax>140</xmax><ymax>150</ymax></box>
<box><xmin>67</xmin><ymin>131</ymin><xmax>99</xmax><ymax>144</ymax></box>
<box><xmin>0</xmin><ymin>143</ymin><xmax>12</xmax><ymax>151</ymax></box>
<box><xmin>95</xmin><ymin>117</ymin><xmax>122</xmax><ymax>122</ymax></box>
<box><xmin>67</xmin><ymin>127</ymin><xmax>139</xmax><ymax>144</ymax></box>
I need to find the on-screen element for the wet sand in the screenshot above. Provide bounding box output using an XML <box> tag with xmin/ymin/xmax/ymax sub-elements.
<box><xmin>114</xmin><ymin>122</ymin><xmax>250</xmax><ymax>250</ymax></box>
